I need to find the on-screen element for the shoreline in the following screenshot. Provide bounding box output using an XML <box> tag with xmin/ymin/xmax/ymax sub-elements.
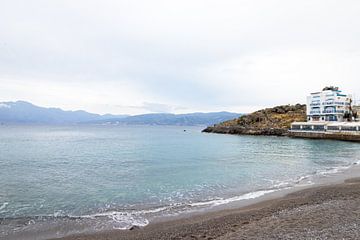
<box><xmin>54</xmin><ymin>165</ymin><xmax>360</xmax><ymax>240</ymax></box>
<box><xmin>3</xmin><ymin>127</ymin><xmax>360</xmax><ymax>240</ymax></box>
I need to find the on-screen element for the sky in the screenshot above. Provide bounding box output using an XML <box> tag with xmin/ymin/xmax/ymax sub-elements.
<box><xmin>1</xmin><ymin>0</ymin><xmax>360</xmax><ymax>115</ymax></box>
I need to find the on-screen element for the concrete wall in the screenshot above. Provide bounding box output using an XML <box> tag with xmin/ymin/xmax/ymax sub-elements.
<box><xmin>288</xmin><ymin>131</ymin><xmax>360</xmax><ymax>142</ymax></box>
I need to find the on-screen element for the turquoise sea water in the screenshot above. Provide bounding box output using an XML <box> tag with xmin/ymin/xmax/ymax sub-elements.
<box><xmin>1</xmin><ymin>125</ymin><xmax>360</xmax><ymax>239</ymax></box>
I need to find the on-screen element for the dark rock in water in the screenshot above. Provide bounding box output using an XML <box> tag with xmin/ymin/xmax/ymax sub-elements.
<box><xmin>202</xmin><ymin>104</ymin><xmax>306</xmax><ymax>137</ymax></box>
<box><xmin>129</xmin><ymin>225</ymin><xmax>140</xmax><ymax>231</ymax></box>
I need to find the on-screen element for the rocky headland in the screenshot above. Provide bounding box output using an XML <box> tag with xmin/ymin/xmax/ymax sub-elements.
<box><xmin>202</xmin><ymin>104</ymin><xmax>306</xmax><ymax>136</ymax></box>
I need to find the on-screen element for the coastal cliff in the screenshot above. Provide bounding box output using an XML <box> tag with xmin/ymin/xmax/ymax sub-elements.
<box><xmin>202</xmin><ymin>104</ymin><xmax>306</xmax><ymax>136</ymax></box>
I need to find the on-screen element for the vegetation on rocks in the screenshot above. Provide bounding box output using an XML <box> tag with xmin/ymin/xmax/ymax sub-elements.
<box><xmin>202</xmin><ymin>104</ymin><xmax>306</xmax><ymax>136</ymax></box>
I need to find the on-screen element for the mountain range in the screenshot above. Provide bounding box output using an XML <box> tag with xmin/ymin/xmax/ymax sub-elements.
<box><xmin>0</xmin><ymin>101</ymin><xmax>127</xmax><ymax>124</ymax></box>
<box><xmin>0</xmin><ymin>101</ymin><xmax>241</xmax><ymax>126</ymax></box>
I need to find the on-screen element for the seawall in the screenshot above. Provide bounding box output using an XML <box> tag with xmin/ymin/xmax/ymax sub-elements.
<box><xmin>288</xmin><ymin>131</ymin><xmax>360</xmax><ymax>142</ymax></box>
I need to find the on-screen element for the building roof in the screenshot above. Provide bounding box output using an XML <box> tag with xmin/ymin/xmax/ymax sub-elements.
<box><xmin>322</xmin><ymin>86</ymin><xmax>339</xmax><ymax>91</ymax></box>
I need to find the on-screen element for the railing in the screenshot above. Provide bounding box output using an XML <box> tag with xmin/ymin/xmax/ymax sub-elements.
<box><xmin>322</xmin><ymin>101</ymin><xmax>347</xmax><ymax>106</ymax></box>
<box><xmin>322</xmin><ymin>110</ymin><xmax>344</xmax><ymax>114</ymax></box>
<box><xmin>290</xmin><ymin>126</ymin><xmax>360</xmax><ymax>132</ymax></box>
<box><xmin>336</xmin><ymin>102</ymin><xmax>345</xmax><ymax>105</ymax></box>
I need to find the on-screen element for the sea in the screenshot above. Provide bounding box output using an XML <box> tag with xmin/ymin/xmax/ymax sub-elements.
<box><xmin>1</xmin><ymin>125</ymin><xmax>360</xmax><ymax>239</ymax></box>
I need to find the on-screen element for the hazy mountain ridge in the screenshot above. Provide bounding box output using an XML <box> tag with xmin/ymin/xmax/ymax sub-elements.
<box><xmin>0</xmin><ymin>101</ymin><xmax>127</xmax><ymax>124</ymax></box>
<box><xmin>0</xmin><ymin>101</ymin><xmax>241</xmax><ymax>126</ymax></box>
<box><xmin>91</xmin><ymin>112</ymin><xmax>241</xmax><ymax>126</ymax></box>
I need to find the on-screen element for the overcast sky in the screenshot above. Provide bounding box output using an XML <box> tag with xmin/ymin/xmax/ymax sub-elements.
<box><xmin>1</xmin><ymin>0</ymin><xmax>360</xmax><ymax>115</ymax></box>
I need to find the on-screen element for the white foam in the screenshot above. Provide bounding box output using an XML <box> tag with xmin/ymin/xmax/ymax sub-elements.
<box><xmin>110</xmin><ymin>212</ymin><xmax>149</xmax><ymax>229</ymax></box>
<box><xmin>0</xmin><ymin>202</ymin><xmax>8</xmax><ymax>211</ymax></box>
<box><xmin>83</xmin><ymin>206</ymin><xmax>169</xmax><ymax>219</ymax></box>
<box><xmin>297</xmin><ymin>175</ymin><xmax>310</xmax><ymax>182</ymax></box>
<box><xmin>189</xmin><ymin>189</ymin><xmax>278</xmax><ymax>207</ymax></box>
<box><xmin>72</xmin><ymin>190</ymin><xmax>281</xmax><ymax>230</ymax></box>
<box><xmin>272</xmin><ymin>181</ymin><xmax>291</xmax><ymax>188</ymax></box>
<box><xmin>77</xmin><ymin>206</ymin><xmax>170</xmax><ymax>229</ymax></box>
<box><xmin>66</xmin><ymin>160</ymin><xmax>360</xmax><ymax>230</ymax></box>
<box><xmin>316</xmin><ymin>165</ymin><xmax>351</xmax><ymax>176</ymax></box>
<box><xmin>53</xmin><ymin>210</ymin><xmax>65</xmax><ymax>218</ymax></box>
<box><xmin>268</xmin><ymin>174</ymin><xmax>314</xmax><ymax>189</ymax></box>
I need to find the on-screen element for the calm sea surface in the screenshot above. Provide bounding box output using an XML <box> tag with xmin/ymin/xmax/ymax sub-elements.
<box><xmin>1</xmin><ymin>125</ymin><xmax>360</xmax><ymax>239</ymax></box>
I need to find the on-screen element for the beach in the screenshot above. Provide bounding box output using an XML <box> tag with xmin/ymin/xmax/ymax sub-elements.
<box><xmin>55</xmin><ymin>175</ymin><xmax>360</xmax><ymax>240</ymax></box>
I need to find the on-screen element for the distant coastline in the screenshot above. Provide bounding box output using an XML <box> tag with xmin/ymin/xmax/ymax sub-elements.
<box><xmin>0</xmin><ymin>100</ymin><xmax>241</xmax><ymax>126</ymax></box>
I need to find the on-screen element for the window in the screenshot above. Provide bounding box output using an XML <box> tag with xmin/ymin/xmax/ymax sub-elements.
<box><xmin>291</xmin><ymin>125</ymin><xmax>301</xmax><ymax>130</ymax></box>
<box><xmin>328</xmin><ymin>126</ymin><xmax>340</xmax><ymax>131</ymax></box>
<box><xmin>313</xmin><ymin>125</ymin><xmax>325</xmax><ymax>131</ymax></box>
<box><xmin>341</xmin><ymin>126</ymin><xmax>357</xmax><ymax>131</ymax></box>
<box><xmin>302</xmin><ymin>125</ymin><xmax>313</xmax><ymax>130</ymax></box>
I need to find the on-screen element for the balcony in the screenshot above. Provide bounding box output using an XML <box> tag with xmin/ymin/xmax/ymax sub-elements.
<box><xmin>322</xmin><ymin>110</ymin><xmax>345</xmax><ymax>114</ymax></box>
<box><xmin>322</xmin><ymin>101</ymin><xmax>347</xmax><ymax>106</ymax></box>
<box><xmin>335</xmin><ymin>102</ymin><xmax>345</xmax><ymax>105</ymax></box>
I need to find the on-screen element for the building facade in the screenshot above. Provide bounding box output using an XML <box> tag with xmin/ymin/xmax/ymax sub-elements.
<box><xmin>289</xmin><ymin>87</ymin><xmax>360</xmax><ymax>141</ymax></box>
<box><xmin>307</xmin><ymin>87</ymin><xmax>352</xmax><ymax>122</ymax></box>
<box><xmin>353</xmin><ymin>105</ymin><xmax>360</xmax><ymax>121</ymax></box>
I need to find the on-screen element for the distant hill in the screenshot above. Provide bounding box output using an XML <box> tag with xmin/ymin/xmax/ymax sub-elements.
<box><xmin>86</xmin><ymin>112</ymin><xmax>241</xmax><ymax>126</ymax></box>
<box><xmin>203</xmin><ymin>104</ymin><xmax>306</xmax><ymax>136</ymax></box>
<box><xmin>0</xmin><ymin>101</ymin><xmax>127</xmax><ymax>124</ymax></box>
<box><xmin>0</xmin><ymin>101</ymin><xmax>241</xmax><ymax>126</ymax></box>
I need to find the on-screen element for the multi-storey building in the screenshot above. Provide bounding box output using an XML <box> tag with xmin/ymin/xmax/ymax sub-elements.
<box><xmin>289</xmin><ymin>87</ymin><xmax>360</xmax><ymax>141</ymax></box>
<box><xmin>307</xmin><ymin>87</ymin><xmax>352</xmax><ymax>122</ymax></box>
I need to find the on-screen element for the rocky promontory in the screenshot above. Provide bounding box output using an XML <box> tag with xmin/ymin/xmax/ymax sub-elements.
<box><xmin>202</xmin><ymin>104</ymin><xmax>306</xmax><ymax>136</ymax></box>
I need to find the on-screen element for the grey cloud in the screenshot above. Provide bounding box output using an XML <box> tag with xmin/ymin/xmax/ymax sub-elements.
<box><xmin>119</xmin><ymin>102</ymin><xmax>187</xmax><ymax>114</ymax></box>
<box><xmin>1</xmin><ymin>0</ymin><xmax>360</xmax><ymax>114</ymax></box>
<box><xmin>140</xmin><ymin>102</ymin><xmax>175</xmax><ymax>113</ymax></box>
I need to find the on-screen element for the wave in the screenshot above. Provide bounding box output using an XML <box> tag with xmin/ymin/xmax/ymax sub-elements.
<box><xmin>78</xmin><ymin>206</ymin><xmax>169</xmax><ymax>230</ymax></box>
<box><xmin>6</xmin><ymin>161</ymin><xmax>358</xmax><ymax>231</ymax></box>
<box><xmin>2</xmin><ymin>159</ymin><xmax>359</xmax><ymax>239</ymax></box>
<box><xmin>314</xmin><ymin>160</ymin><xmax>360</xmax><ymax>177</ymax></box>
<box><xmin>188</xmin><ymin>189</ymin><xmax>278</xmax><ymax>207</ymax></box>
<box><xmin>66</xmin><ymin>189</ymin><xmax>284</xmax><ymax>230</ymax></box>
<box><xmin>0</xmin><ymin>202</ymin><xmax>9</xmax><ymax>211</ymax></box>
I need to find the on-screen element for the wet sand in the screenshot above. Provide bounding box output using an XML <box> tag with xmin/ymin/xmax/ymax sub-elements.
<box><xmin>55</xmin><ymin>177</ymin><xmax>360</xmax><ymax>240</ymax></box>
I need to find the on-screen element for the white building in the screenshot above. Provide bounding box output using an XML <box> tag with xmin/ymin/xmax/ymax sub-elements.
<box><xmin>354</xmin><ymin>105</ymin><xmax>360</xmax><ymax>121</ymax></box>
<box><xmin>307</xmin><ymin>86</ymin><xmax>352</xmax><ymax>122</ymax></box>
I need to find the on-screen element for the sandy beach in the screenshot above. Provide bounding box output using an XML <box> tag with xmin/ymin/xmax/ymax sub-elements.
<box><xmin>54</xmin><ymin>176</ymin><xmax>360</xmax><ymax>240</ymax></box>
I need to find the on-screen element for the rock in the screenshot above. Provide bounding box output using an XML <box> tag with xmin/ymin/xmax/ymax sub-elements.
<box><xmin>202</xmin><ymin>104</ymin><xmax>306</xmax><ymax>137</ymax></box>
<box><xmin>129</xmin><ymin>225</ymin><xmax>140</xmax><ymax>231</ymax></box>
